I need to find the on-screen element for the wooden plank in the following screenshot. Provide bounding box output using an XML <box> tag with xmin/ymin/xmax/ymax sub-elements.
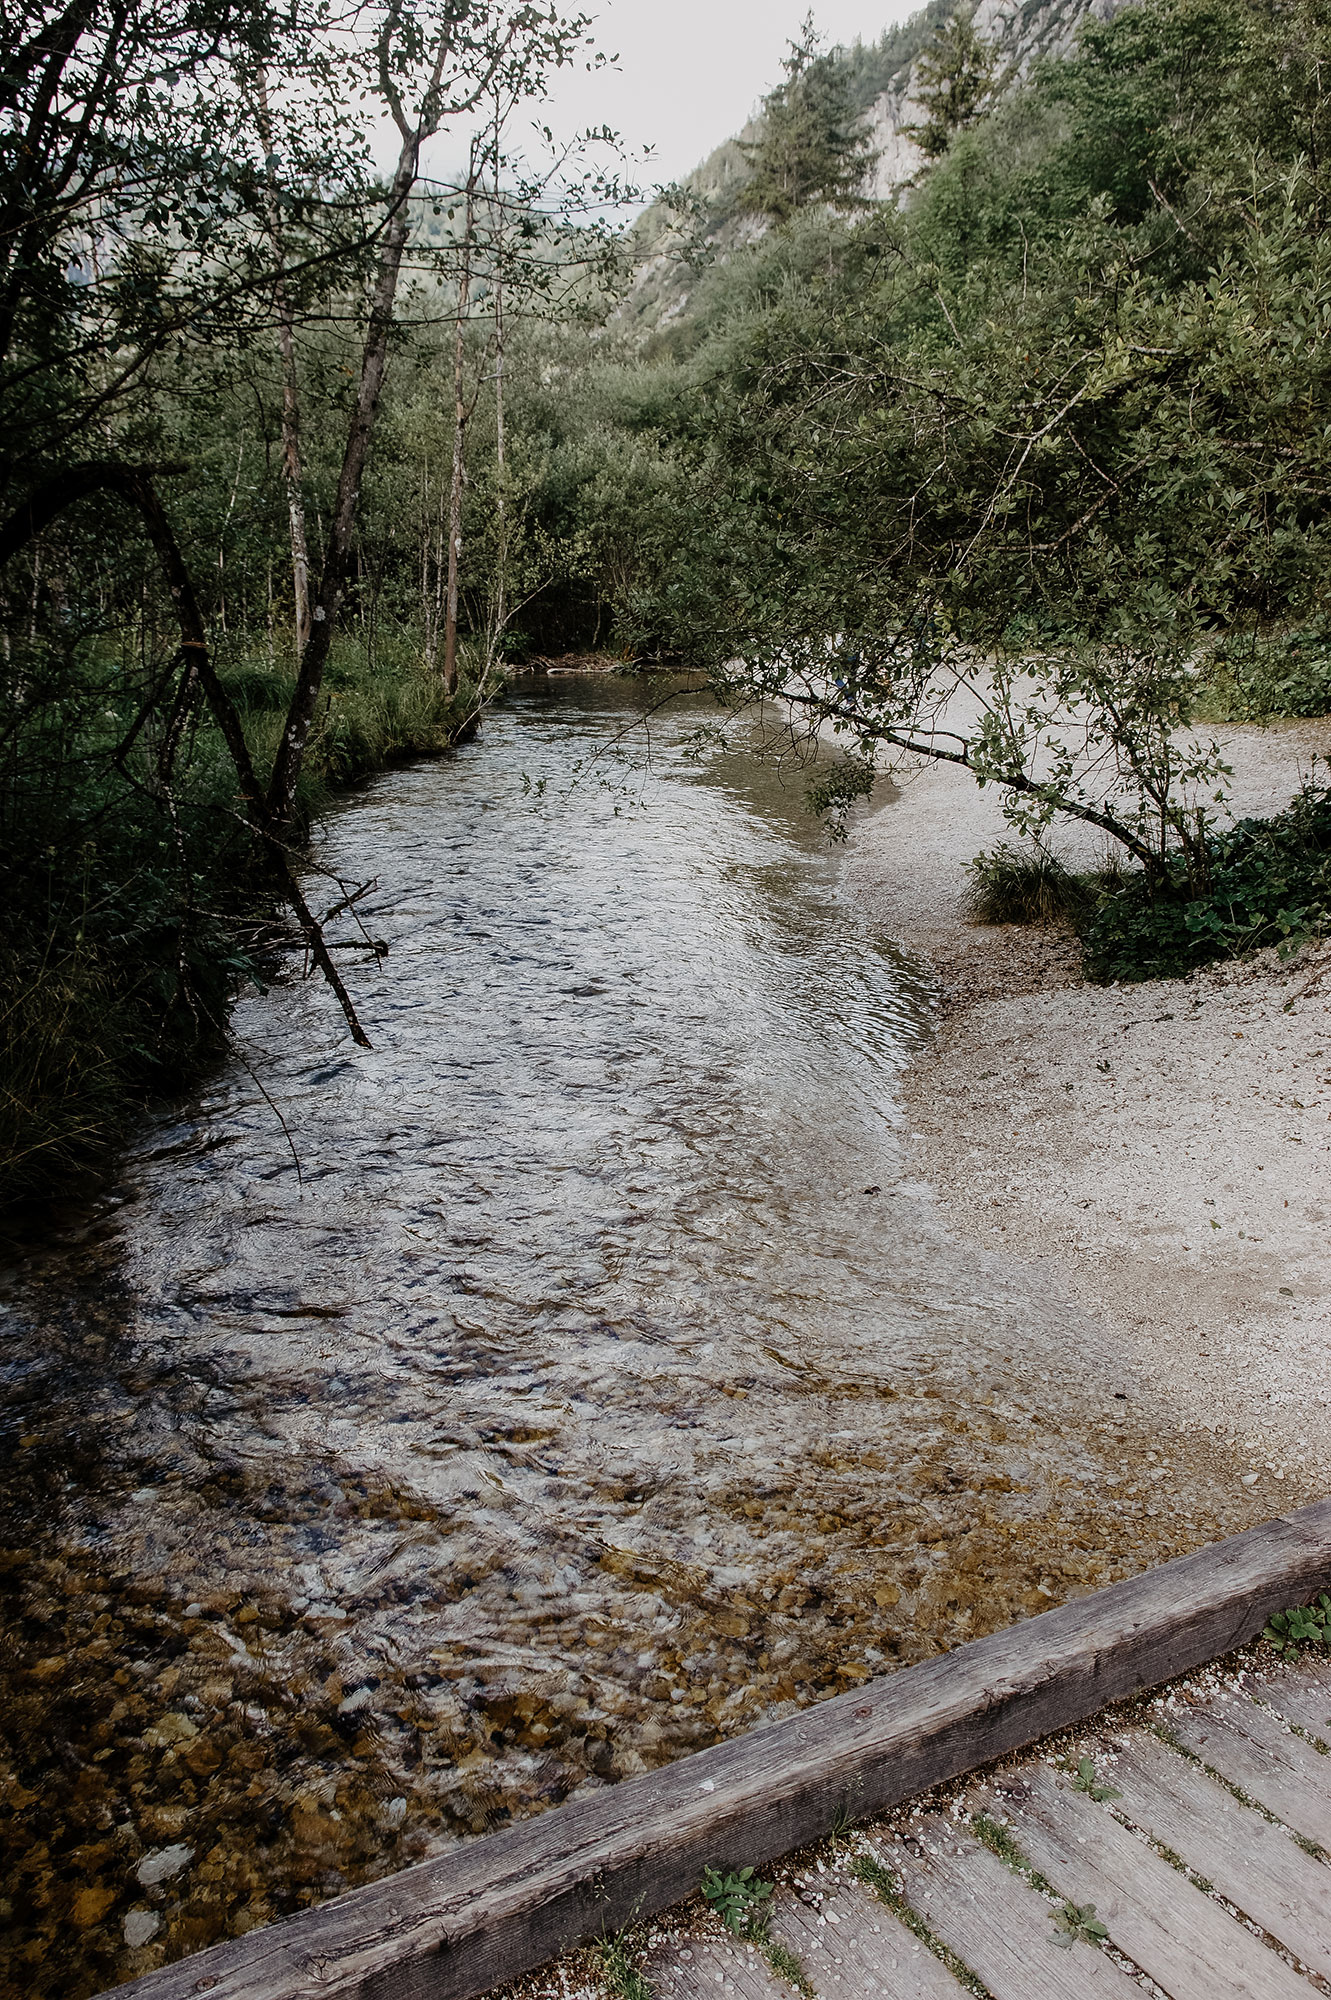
<box><xmin>642</xmin><ymin>1933</ymin><xmax>790</xmax><ymax>1999</ymax></box>
<box><xmin>1104</xmin><ymin>1731</ymin><xmax>1331</xmax><ymax>1979</ymax></box>
<box><xmin>1169</xmin><ymin>1699</ymin><xmax>1331</xmax><ymax>1847</ymax></box>
<box><xmin>992</xmin><ymin>1765</ymin><xmax>1314</xmax><ymax>2000</ymax></box>
<box><xmin>766</xmin><ymin>1881</ymin><xmax>967</xmax><ymax>1998</ymax></box>
<box><xmin>1257</xmin><ymin>1683</ymin><xmax>1331</xmax><ymax>1744</ymax></box>
<box><xmin>1251</xmin><ymin>1656</ymin><xmax>1331</xmax><ymax>1746</ymax></box>
<box><xmin>101</xmin><ymin>1498</ymin><xmax>1331</xmax><ymax>2000</ymax></box>
<box><xmin>877</xmin><ymin>1814</ymin><xmax>1144</xmax><ymax>1999</ymax></box>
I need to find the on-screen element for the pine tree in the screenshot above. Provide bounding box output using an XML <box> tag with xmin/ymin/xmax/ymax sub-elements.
<box><xmin>904</xmin><ymin>10</ymin><xmax>998</xmax><ymax>159</ymax></box>
<box><xmin>739</xmin><ymin>15</ymin><xmax>876</xmax><ymax>221</ymax></box>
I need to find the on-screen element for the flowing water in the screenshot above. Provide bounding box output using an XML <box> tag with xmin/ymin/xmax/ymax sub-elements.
<box><xmin>0</xmin><ymin>678</ymin><xmax>1249</xmax><ymax>1997</ymax></box>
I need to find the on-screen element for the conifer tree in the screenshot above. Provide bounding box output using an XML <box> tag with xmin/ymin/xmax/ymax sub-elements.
<box><xmin>904</xmin><ymin>9</ymin><xmax>998</xmax><ymax>158</ymax></box>
<box><xmin>739</xmin><ymin>15</ymin><xmax>876</xmax><ymax>220</ymax></box>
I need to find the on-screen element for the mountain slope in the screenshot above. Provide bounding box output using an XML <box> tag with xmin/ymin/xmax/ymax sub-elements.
<box><xmin>619</xmin><ymin>0</ymin><xmax>1125</xmax><ymax>330</ymax></box>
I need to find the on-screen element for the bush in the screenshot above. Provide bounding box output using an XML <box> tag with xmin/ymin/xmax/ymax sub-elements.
<box><xmin>0</xmin><ymin>635</ymin><xmax>483</xmax><ymax>1211</ymax></box>
<box><xmin>1082</xmin><ymin>783</ymin><xmax>1331</xmax><ymax>983</ymax></box>
<box><xmin>1203</xmin><ymin>628</ymin><xmax>1331</xmax><ymax>722</ymax></box>
<box><xmin>963</xmin><ymin>842</ymin><xmax>1095</xmax><ymax>927</ymax></box>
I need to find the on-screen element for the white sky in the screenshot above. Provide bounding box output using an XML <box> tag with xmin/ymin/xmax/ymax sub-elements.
<box><xmin>426</xmin><ymin>1</ymin><xmax>916</xmax><ymax>201</ymax></box>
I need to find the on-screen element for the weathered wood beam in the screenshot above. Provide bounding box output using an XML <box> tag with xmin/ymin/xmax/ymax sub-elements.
<box><xmin>106</xmin><ymin>1496</ymin><xmax>1331</xmax><ymax>2000</ymax></box>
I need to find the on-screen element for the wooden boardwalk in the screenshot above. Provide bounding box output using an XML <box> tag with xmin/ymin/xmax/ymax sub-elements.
<box><xmin>108</xmin><ymin>1502</ymin><xmax>1331</xmax><ymax>2000</ymax></box>
<box><xmin>639</xmin><ymin>1651</ymin><xmax>1331</xmax><ymax>2000</ymax></box>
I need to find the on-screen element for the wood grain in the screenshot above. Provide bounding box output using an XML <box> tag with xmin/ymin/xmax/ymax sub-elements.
<box><xmin>880</xmin><ymin>1814</ymin><xmax>1144</xmax><ymax>1999</ymax></box>
<box><xmin>641</xmin><ymin>1934</ymin><xmax>789</xmax><ymax>1999</ymax></box>
<box><xmin>995</xmin><ymin>1765</ymin><xmax>1314</xmax><ymax>1999</ymax></box>
<box><xmin>1168</xmin><ymin>1698</ymin><xmax>1331</xmax><ymax>1848</ymax></box>
<box><xmin>1104</xmin><ymin>1732</ymin><xmax>1331</xmax><ymax>1979</ymax></box>
<box><xmin>1251</xmin><ymin>1655</ymin><xmax>1331</xmax><ymax>1746</ymax></box>
<box><xmin>766</xmin><ymin>1881</ymin><xmax>966</xmax><ymax>1998</ymax></box>
<box><xmin>102</xmin><ymin>1498</ymin><xmax>1331</xmax><ymax>2000</ymax></box>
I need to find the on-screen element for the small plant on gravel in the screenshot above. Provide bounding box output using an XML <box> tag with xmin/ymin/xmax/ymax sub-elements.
<box><xmin>1264</xmin><ymin>1593</ymin><xmax>1331</xmax><ymax>1653</ymax></box>
<box><xmin>1051</xmin><ymin>1899</ymin><xmax>1111</xmax><ymax>1948</ymax></box>
<box><xmin>701</xmin><ymin>1865</ymin><xmax>773</xmax><ymax>1938</ymax></box>
<box><xmin>762</xmin><ymin>1937</ymin><xmax>815</xmax><ymax>1995</ymax></box>
<box><xmin>963</xmin><ymin>842</ymin><xmax>1094</xmax><ymax>928</ymax></box>
<box><xmin>1067</xmin><ymin>1755</ymin><xmax>1122</xmax><ymax>1801</ymax></box>
<box><xmin>595</xmin><ymin>1933</ymin><xmax>653</xmax><ymax>2000</ymax></box>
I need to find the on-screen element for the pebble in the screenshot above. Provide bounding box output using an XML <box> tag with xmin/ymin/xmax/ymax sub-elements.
<box><xmin>136</xmin><ymin>1843</ymin><xmax>193</xmax><ymax>1887</ymax></box>
<box><xmin>123</xmin><ymin>1909</ymin><xmax>160</xmax><ymax>1948</ymax></box>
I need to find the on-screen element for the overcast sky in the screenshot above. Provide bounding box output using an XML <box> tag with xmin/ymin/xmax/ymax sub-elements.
<box><xmin>488</xmin><ymin>0</ymin><xmax>916</xmax><ymax>197</ymax></box>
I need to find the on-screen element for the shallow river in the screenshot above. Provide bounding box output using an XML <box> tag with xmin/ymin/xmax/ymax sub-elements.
<box><xmin>0</xmin><ymin>679</ymin><xmax>1248</xmax><ymax>1997</ymax></box>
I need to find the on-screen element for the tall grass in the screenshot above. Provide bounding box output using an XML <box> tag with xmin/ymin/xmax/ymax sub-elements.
<box><xmin>962</xmin><ymin>843</ymin><xmax>1095</xmax><ymax>928</ymax></box>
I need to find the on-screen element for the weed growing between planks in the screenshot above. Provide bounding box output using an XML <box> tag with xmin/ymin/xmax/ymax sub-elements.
<box><xmin>594</xmin><ymin>1934</ymin><xmax>653</xmax><ymax>2000</ymax></box>
<box><xmin>1066</xmin><ymin>1754</ymin><xmax>1122</xmax><ymax>1801</ymax></box>
<box><xmin>850</xmin><ymin>1854</ymin><xmax>990</xmax><ymax>1997</ymax></box>
<box><xmin>1264</xmin><ymin>1593</ymin><xmax>1331</xmax><ymax>1654</ymax></box>
<box><xmin>1051</xmin><ymin>1900</ymin><xmax>1110</xmax><ymax>1948</ymax></box>
<box><xmin>700</xmin><ymin>1865</ymin><xmax>772</xmax><ymax>1938</ymax></box>
<box><xmin>762</xmin><ymin>1937</ymin><xmax>815</xmax><ymax>1995</ymax></box>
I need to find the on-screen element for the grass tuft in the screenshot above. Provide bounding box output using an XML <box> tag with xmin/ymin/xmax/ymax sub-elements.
<box><xmin>595</xmin><ymin>1934</ymin><xmax>654</xmax><ymax>2000</ymax></box>
<box><xmin>963</xmin><ymin>843</ymin><xmax>1094</xmax><ymax>928</ymax></box>
<box><xmin>762</xmin><ymin>1938</ymin><xmax>815</xmax><ymax>1994</ymax></box>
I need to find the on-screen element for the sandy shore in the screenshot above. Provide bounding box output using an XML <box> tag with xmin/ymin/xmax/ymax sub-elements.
<box><xmin>846</xmin><ymin>719</ymin><xmax>1331</xmax><ymax>1483</ymax></box>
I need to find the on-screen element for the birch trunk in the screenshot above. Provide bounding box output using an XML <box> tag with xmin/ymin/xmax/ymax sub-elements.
<box><xmin>442</xmin><ymin>160</ymin><xmax>478</xmax><ymax>697</ymax></box>
<box><xmin>491</xmin><ymin>105</ymin><xmax>507</xmax><ymax>657</ymax></box>
<box><xmin>254</xmin><ymin>73</ymin><xmax>312</xmax><ymax>660</ymax></box>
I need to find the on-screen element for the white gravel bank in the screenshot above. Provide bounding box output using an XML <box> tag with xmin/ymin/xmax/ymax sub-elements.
<box><xmin>847</xmin><ymin>719</ymin><xmax>1331</xmax><ymax>1482</ymax></box>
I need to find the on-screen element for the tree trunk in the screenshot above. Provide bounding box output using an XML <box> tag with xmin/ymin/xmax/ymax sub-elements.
<box><xmin>264</xmin><ymin>14</ymin><xmax>478</xmax><ymax>830</ymax></box>
<box><xmin>442</xmin><ymin>159</ymin><xmax>478</xmax><ymax>697</ymax></box>
<box><xmin>253</xmin><ymin>73</ymin><xmax>312</xmax><ymax>660</ymax></box>
<box><xmin>490</xmin><ymin>95</ymin><xmax>508</xmax><ymax>655</ymax></box>
<box><xmin>279</xmin><ymin>315</ymin><xmax>312</xmax><ymax>658</ymax></box>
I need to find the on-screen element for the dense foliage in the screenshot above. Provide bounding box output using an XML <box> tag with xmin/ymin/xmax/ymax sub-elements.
<box><xmin>7</xmin><ymin>0</ymin><xmax>1331</xmax><ymax>1201</ymax></box>
<box><xmin>1083</xmin><ymin>783</ymin><xmax>1331</xmax><ymax>982</ymax></box>
<box><xmin>503</xmin><ymin>0</ymin><xmax>1331</xmax><ymax>973</ymax></box>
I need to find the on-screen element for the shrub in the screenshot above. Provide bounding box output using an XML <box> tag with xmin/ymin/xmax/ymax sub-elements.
<box><xmin>1082</xmin><ymin>783</ymin><xmax>1331</xmax><ymax>983</ymax></box>
<box><xmin>1203</xmin><ymin>628</ymin><xmax>1331</xmax><ymax>722</ymax></box>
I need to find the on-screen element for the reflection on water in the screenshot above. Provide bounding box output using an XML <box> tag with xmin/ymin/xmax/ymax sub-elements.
<box><xmin>0</xmin><ymin>680</ymin><xmax>1250</xmax><ymax>1996</ymax></box>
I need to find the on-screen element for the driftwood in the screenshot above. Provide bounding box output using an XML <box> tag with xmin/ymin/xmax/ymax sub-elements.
<box><xmin>105</xmin><ymin>1496</ymin><xmax>1331</xmax><ymax>2000</ymax></box>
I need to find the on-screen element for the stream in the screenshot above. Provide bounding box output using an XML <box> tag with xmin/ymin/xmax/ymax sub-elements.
<box><xmin>0</xmin><ymin>677</ymin><xmax>1243</xmax><ymax>1997</ymax></box>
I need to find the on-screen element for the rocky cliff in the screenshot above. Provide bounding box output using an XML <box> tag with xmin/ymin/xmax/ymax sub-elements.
<box><xmin>619</xmin><ymin>0</ymin><xmax>1126</xmax><ymax>331</ymax></box>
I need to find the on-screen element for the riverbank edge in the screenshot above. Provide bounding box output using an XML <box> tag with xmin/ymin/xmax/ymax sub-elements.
<box><xmin>98</xmin><ymin>1500</ymin><xmax>1331</xmax><ymax>2000</ymax></box>
<box><xmin>0</xmin><ymin>673</ymin><xmax>489</xmax><ymax>1224</ymax></box>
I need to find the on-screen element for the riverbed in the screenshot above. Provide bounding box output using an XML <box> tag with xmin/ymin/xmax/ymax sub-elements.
<box><xmin>0</xmin><ymin>678</ymin><xmax>1263</xmax><ymax>1998</ymax></box>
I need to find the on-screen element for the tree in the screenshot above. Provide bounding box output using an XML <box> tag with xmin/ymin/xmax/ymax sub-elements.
<box><xmin>0</xmin><ymin>0</ymin><xmax>608</xmax><ymax>1054</ymax></box>
<box><xmin>262</xmin><ymin>0</ymin><xmax>602</xmax><ymax>823</ymax></box>
<box><xmin>609</xmin><ymin>0</ymin><xmax>1331</xmax><ymax>880</ymax></box>
<box><xmin>739</xmin><ymin>14</ymin><xmax>876</xmax><ymax>221</ymax></box>
<box><xmin>0</xmin><ymin>0</ymin><xmax>371</xmax><ymax>491</ymax></box>
<box><xmin>903</xmin><ymin>10</ymin><xmax>998</xmax><ymax>159</ymax></box>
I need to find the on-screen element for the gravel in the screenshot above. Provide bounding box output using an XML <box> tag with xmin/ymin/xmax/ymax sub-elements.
<box><xmin>846</xmin><ymin>715</ymin><xmax>1331</xmax><ymax>1483</ymax></box>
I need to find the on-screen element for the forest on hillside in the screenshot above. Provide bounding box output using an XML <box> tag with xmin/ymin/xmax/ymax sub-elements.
<box><xmin>4</xmin><ymin>0</ymin><xmax>1331</xmax><ymax>1208</ymax></box>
